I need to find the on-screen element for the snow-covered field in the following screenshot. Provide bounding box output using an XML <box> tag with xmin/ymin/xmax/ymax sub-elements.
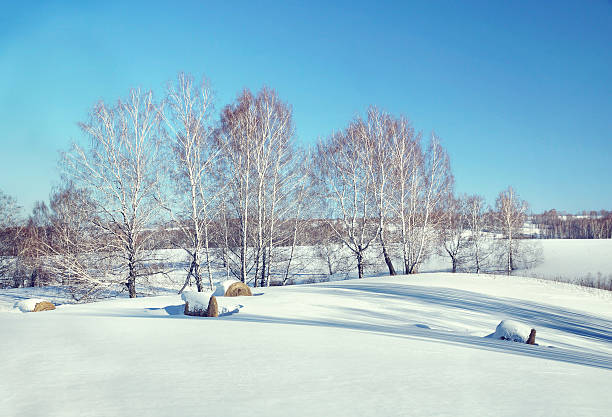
<box><xmin>420</xmin><ymin>238</ymin><xmax>612</xmax><ymax>285</ymax></box>
<box><xmin>1</xmin><ymin>272</ymin><xmax>611</xmax><ymax>416</ymax></box>
<box><xmin>521</xmin><ymin>239</ymin><xmax>612</xmax><ymax>283</ymax></box>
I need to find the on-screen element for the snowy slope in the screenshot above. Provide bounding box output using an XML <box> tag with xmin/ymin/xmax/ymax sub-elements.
<box><xmin>1</xmin><ymin>273</ymin><xmax>611</xmax><ymax>417</ymax></box>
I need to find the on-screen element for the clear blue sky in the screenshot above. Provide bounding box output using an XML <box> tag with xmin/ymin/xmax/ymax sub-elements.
<box><xmin>1</xmin><ymin>0</ymin><xmax>611</xmax><ymax>214</ymax></box>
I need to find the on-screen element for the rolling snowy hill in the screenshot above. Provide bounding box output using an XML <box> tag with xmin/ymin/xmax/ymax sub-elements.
<box><xmin>1</xmin><ymin>273</ymin><xmax>611</xmax><ymax>416</ymax></box>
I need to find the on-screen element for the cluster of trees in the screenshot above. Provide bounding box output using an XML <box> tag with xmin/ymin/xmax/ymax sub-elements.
<box><xmin>0</xmin><ymin>73</ymin><xmax>550</xmax><ymax>298</ymax></box>
<box><xmin>531</xmin><ymin>210</ymin><xmax>612</xmax><ymax>239</ymax></box>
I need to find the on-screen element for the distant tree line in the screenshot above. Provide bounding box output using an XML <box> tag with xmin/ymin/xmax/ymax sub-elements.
<box><xmin>1</xmin><ymin>72</ymin><xmax>598</xmax><ymax>298</ymax></box>
<box><xmin>531</xmin><ymin>210</ymin><xmax>612</xmax><ymax>239</ymax></box>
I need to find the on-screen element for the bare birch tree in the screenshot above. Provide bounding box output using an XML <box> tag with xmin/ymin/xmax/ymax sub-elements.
<box><xmin>438</xmin><ymin>194</ymin><xmax>469</xmax><ymax>273</ymax></box>
<box><xmin>64</xmin><ymin>88</ymin><xmax>164</xmax><ymax>298</ymax></box>
<box><xmin>493</xmin><ymin>186</ymin><xmax>527</xmax><ymax>275</ymax></box>
<box><xmin>465</xmin><ymin>194</ymin><xmax>488</xmax><ymax>273</ymax></box>
<box><xmin>393</xmin><ymin>132</ymin><xmax>453</xmax><ymax>274</ymax></box>
<box><xmin>314</xmin><ymin>120</ymin><xmax>379</xmax><ymax>279</ymax></box>
<box><xmin>361</xmin><ymin>107</ymin><xmax>396</xmax><ymax>275</ymax></box>
<box><xmin>216</xmin><ymin>87</ymin><xmax>296</xmax><ymax>285</ymax></box>
<box><xmin>216</xmin><ymin>91</ymin><xmax>256</xmax><ymax>282</ymax></box>
<box><xmin>162</xmin><ymin>73</ymin><xmax>219</xmax><ymax>292</ymax></box>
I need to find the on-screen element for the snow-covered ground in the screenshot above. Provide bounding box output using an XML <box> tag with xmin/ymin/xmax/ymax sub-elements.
<box><xmin>522</xmin><ymin>239</ymin><xmax>612</xmax><ymax>282</ymax></box>
<box><xmin>420</xmin><ymin>239</ymin><xmax>612</xmax><ymax>285</ymax></box>
<box><xmin>1</xmin><ymin>273</ymin><xmax>611</xmax><ymax>416</ymax></box>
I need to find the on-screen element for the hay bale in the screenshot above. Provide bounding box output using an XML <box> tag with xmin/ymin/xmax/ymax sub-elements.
<box><xmin>526</xmin><ymin>329</ymin><xmax>537</xmax><ymax>345</ymax></box>
<box><xmin>206</xmin><ymin>295</ymin><xmax>219</xmax><ymax>317</ymax></box>
<box><xmin>33</xmin><ymin>301</ymin><xmax>55</xmax><ymax>312</ymax></box>
<box><xmin>224</xmin><ymin>281</ymin><xmax>252</xmax><ymax>297</ymax></box>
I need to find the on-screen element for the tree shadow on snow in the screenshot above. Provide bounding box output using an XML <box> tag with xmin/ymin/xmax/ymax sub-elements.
<box><xmin>226</xmin><ymin>282</ymin><xmax>612</xmax><ymax>370</ymax></box>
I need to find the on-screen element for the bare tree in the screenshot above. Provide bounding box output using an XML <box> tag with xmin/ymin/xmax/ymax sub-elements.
<box><xmin>216</xmin><ymin>87</ymin><xmax>297</xmax><ymax>285</ymax></box>
<box><xmin>465</xmin><ymin>194</ymin><xmax>488</xmax><ymax>273</ymax></box>
<box><xmin>361</xmin><ymin>107</ymin><xmax>396</xmax><ymax>275</ymax></box>
<box><xmin>0</xmin><ymin>191</ymin><xmax>21</xmax><ymax>285</ymax></box>
<box><xmin>64</xmin><ymin>88</ymin><xmax>164</xmax><ymax>298</ymax></box>
<box><xmin>438</xmin><ymin>194</ymin><xmax>470</xmax><ymax>273</ymax></box>
<box><xmin>162</xmin><ymin>73</ymin><xmax>220</xmax><ymax>292</ymax></box>
<box><xmin>35</xmin><ymin>185</ymin><xmax>113</xmax><ymax>300</ymax></box>
<box><xmin>314</xmin><ymin>120</ymin><xmax>379</xmax><ymax>279</ymax></box>
<box><xmin>493</xmin><ymin>186</ymin><xmax>527</xmax><ymax>275</ymax></box>
<box><xmin>393</xmin><ymin>133</ymin><xmax>453</xmax><ymax>274</ymax></box>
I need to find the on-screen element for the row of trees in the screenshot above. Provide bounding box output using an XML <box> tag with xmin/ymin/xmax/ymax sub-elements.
<box><xmin>531</xmin><ymin>210</ymin><xmax>612</xmax><ymax>239</ymax></box>
<box><xmin>0</xmin><ymin>73</ymin><xmax>541</xmax><ymax>298</ymax></box>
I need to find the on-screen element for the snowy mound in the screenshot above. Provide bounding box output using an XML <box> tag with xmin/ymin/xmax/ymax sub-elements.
<box><xmin>14</xmin><ymin>299</ymin><xmax>49</xmax><ymax>313</ymax></box>
<box><xmin>181</xmin><ymin>290</ymin><xmax>214</xmax><ymax>310</ymax></box>
<box><xmin>492</xmin><ymin>320</ymin><xmax>531</xmax><ymax>343</ymax></box>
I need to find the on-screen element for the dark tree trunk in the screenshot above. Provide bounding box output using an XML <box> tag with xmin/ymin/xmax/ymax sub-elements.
<box><xmin>127</xmin><ymin>259</ymin><xmax>137</xmax><ymax>298</ymax></box>
<box><xmin>260</xmin><ymin>249</ymin><xmax>267</xmax><ymax>288</ymax></box>
<box><xmin>30</xmin><ymin>269</ymin><xmax>38</xmax><ymax>287</ymax></box>
<box><xmin>127</xmin><ymin>276</ymin><xmax>136</xmax><ymax>298</ymax></box>
<box><xmin>380</xmin><ymin>236</ymin><xmax>396</xmax><ymax>276</ymax></box>
<box><xmin>357</xmin><ymin>250</ymin><xmax>364</xmax><ymax>279</ymax></box>
<box><xmin>193</xmin><ymin>253</ymin><xmax>203</xmax><ymax>292</ymax></box>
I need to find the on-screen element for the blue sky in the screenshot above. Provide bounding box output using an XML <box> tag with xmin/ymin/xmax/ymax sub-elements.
<box><xmin>1</xmin><ymin>0</ymin><xmax>611</xmax><ymax>213</ymax></box>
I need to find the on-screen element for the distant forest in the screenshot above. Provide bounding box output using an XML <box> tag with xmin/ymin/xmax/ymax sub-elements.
<box><xmin>530</xmin><ymin>211</ymin><xmax>612</xmax><ymax>239</ymax></box>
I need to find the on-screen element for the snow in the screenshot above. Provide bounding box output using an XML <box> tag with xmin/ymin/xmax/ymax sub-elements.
<box><xmin>1</xmin><ymin>272</ymin><xmax>611</xmax><ymax>416</ymax></box>
<box><xmin>524</xmin><ymin>239</ymin><xmax>612</xmax><ymax>282</ymax></box>
<box><xmin>181</xmin><ymin>289</ymin><xmax>214</xmax><ymax>310</ymax></box>
<box><xmin>490</xmin><ymin>319</ymin><xmax>532</xmax><ymax>342</ymax></box>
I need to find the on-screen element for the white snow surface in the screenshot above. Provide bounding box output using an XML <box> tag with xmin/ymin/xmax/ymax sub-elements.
<box><xmin>491</xmin><ymin>319</ymin><xmax>532</xmax><ymax>343</ymax></box>
<box><xmin>1</xmin><ymin>273</ymin><xmax>611</xmax><ymax>417</ymax></box>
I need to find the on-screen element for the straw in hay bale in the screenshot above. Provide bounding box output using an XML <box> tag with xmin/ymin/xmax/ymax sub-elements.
<box><xmin>526</xmin><ymin>329</ymin><xmax>537</xmax><ymax>345</ymax></box>
<box><xmin>206</xmin><ymin>296</ymin><xmax>218</xmax><ymax>317</ymax></box>
<box><xmin>224</xmin><ymin>281</ymin><xmax>252</xmax><ymax>297</ymax></box>
<box><xmin>33</xmin><ymin>301</ymin><xmax>55</xmax><ymax>312</ymax></box>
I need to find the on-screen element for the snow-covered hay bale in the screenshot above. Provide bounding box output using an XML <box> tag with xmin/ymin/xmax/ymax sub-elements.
<box><xmin>182</xmin><ymin>290</ymin><xmax>214</xmax><ymax>317</ymax></box>
<box><xmin>206</xmin><ymin>295</ymin><xmax>218</xmax><ymax>318</ymax></box>
<box><xmin>213</xmin><ymin>279</ymin><xmax>240</xmax><ymax>296</ymax></box>
<box><xmin>224</xmin><ymin>282</ymin><xmax>252</xmax><ymax>297</ymax></box>
<box><xmin>492</xmin><ymin>320</ymin><xmax>532</xmax><ymax>343</ymax></box>
<box><xmin>15</xmin><ymin>299</ymin><xmax>55</xmax><ymax>313</ymax></box>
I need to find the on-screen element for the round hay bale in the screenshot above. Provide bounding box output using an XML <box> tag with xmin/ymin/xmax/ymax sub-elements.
<box><xmin>224</xmin><ymin>281</ymin><xmax>252</xmax><ymax>297</ymax></box>
<box><xmin>33</xmin><ymin>301</ymin><xmax>55</xmax><ymax>312</ymax></box>
<box><xmin>206</xmin><ymin>295</ymin><xmax>219</xmax><ymax>317</ymax></box>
